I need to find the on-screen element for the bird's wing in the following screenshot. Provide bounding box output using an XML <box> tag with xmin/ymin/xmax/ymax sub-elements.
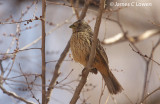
<box><xmin>96</xmin><ymin>40</ymin><xmax>109</xmax><ymax>64</ymax></box>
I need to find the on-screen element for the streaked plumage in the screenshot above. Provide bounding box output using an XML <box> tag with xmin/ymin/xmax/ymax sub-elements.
<box><xmin>70</xmin><ymin>20</ymin><xmax>123</xmax><ymax>94</ymax></box>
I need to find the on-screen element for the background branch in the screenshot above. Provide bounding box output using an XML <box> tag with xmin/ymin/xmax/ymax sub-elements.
<box><xmin>70</xmin><ymin>0</ymin><xmax>80</xmax><ymax>19</ymax></box>
<box><xmin>0</xmin><ymin>61</ymin><xmax>34</xmax><ymax>104</ymax></box>
<box><xmin>140</xmin><ymin>86</ymin><xmax>160</xmax><ymax>104</ymax></box>
<box><xmin>103</xmin><ymin>17</ymin><xmax>160</xmax><ymax>45</ymax></box>
<box><xmin>0</xmin><ymin>85</ymin><xmax>35</xmax><ymax>104</ymax></box>
<box><xmin>142</xmin><ymin>37</ymin><xmax>160</xmax><ymax>101</ymax></box>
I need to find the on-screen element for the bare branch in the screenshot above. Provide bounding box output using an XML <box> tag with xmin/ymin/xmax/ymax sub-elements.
<box><xmin>70</xmin><ymin>0</ymin><xmax>105</xmax><ymax>103</ymax></box>
<box><xmin>46</xmin><ymin>0</ymin><xmax>92</xmax><ymax>103</ymax></box>
<box><xmin>57</xmin><ymin>69</ymin><xmax>74</xmax><ymax>84</ymax></box>
<box><xmin>46</xmin><ymin>42</ymin><xmax>70</xmax><ymax>103</ymax></box>
<box><xmin>129</xmin><ymin>36</ymin><xmax>160</xmax><ymax>103</ymax></box>
<box><xmin>0</xmin><ymin>61</ymin><xmax>34</xmax><ymax>104</ymax></box>
<box><xmin>0</xmin><ymin>60</ymin><xmax>4</xmax><ymax>84</ymax></box>
<box><xmin>129</xmin><ymin>44</ymin><xmax>160</xmax><ymax>66</ymax></box>
<box><xmin>4</xmin><ymin>23</ymin><xmax>21</xmax><ymax>80</ymax></box>
<box><xmin>149</xmin><ymin>20</ymin><xmax>160</xmax><ymax>27</ymax></box>
<box><xmin>99</xmin><ymin>82</ymin><xmax>105</xmax><ymax>104</ymax></box>
<box><xmin>104</xmin><ymin>95</ymin><xmax>110</xmax><ymax>104</ymax></box>
<box><xmin>79</xmin><ymin>0</ymin><xmax>90</xmax><ymax>20</ymax></box>
<box><xmin>19</xmin><ymin>64</ymin><xmax>40</xmax><ymax>104</ymax></box>
<box><xmin>142</xmin><ymin>37</ymin><xmax>160</xmax><ymax>100</ymax></box>
<box><xmin>140</xmin><ymin>86</ymin><xmax>160</xmax><ymax>104</ymax></box>
<box><xmin>0</xmin><ymin>85</ymin><xmax>35</xmax><ymax>104</ymax></box>
<box><xmin>0</xmin><ymin>17</ymin><xmax>39</xmax><ymax>25</ymax></box>
<box><xmin>0</xmin><ymin>1</ymin><xmax>39</xmax><ymax>25</ymax></box>
<box><xmin>123</xmin><ymin>92</ymin><xmax>134</xmax><ymax>104</ymax></box>
<box><xmin>46</xmin><ymin>1</ymin><xmax>73</xmax><ymax>7</ymax></box>
<box><xmin>20</xmin><ymin>14</ymin><xmax>74</xmax><ymax>50</ymax></box>
<box><xmin>103</xmin><ymin>17</ymin><xmax>160</xmax><ymax>45</ymax></box>
<box><xmin>41</xmin><ymin>0</ymin><xmax>46</xmax><ymax>103</ymax></box>
<box><xmin>70</xmin><ymin>0</ymin><xmax>80</xmax><ymax>19</ymax></box>
<box><xmin>104</xmin><ymin>17</ymin><xmax>148</xmax><ymax>63</ymax></box>
<box><xmin>102</xmin><ymin>29</ymin><xmax>160</xmax><ymax>45</ymax></box>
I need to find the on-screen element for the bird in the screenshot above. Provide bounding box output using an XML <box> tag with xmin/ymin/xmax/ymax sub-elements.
<box><xmin>69</xmin><ymin>20</ymin><xmax>123</xmax><ymax>94</ymax></box>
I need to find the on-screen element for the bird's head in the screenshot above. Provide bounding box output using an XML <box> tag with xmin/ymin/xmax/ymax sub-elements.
<box><xmin>69</xmin><ymin>20</ymin><xmax>91</xmax><ymax>32</ymax></box>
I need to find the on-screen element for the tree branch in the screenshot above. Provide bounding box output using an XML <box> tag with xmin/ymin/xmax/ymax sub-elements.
<box><xmin>20</xmin><ymin>14</ymin><xmax>74</xmax><ymax>51</ymax></box>
<box><xmin>102</xmin><ymin>22</ymin><xmax>160</xmax><ymax>45</ymax></box>
<box><xmin>142</xmin><ymin>37</ymin><xmax>160</xmax><ymax>101</ymax></box>
<box><xmin>70</xmin><ymin>0</ymin><xmax>105</xmax><ymax>103</ymax></box>
<box><xmin>0</xmin><ymin>17</ymin><xmax>39</xmax><ymax>25</ymax></box>
<box><xmin>140</xmin><ymin>86</ymin><xmax>160</xmax><ymax>104</ymax></box>
<box><xmin>79</xmin><ymin>0</ymin><xmax>90</xmax><ymax>20</ymax></box>
<box><xmin>0</xmin><ymin>61</ymin><xmax>34</xmax><ymax>104</ymax></box>
<box><xmin>46</xmin><ymin>0</ymin><xmax>91</xmax><ymax>104</ymax></box>
<box><xmin>46</xmin><ymin>42</ymin><xmax>70</xmax><ymax>103</ymax></box>
<box><xmin>129</xmin><ymin>44</ymin><xmax>160</xmax><ymax>66</ymax></box>
<box><xmin>41</xmin><ymin>0</ymin><xmax>46</xmax><ymax>104</ymax></box>
<box><xmin>70</xmin><ymin>0</ymin><xmax>80</xmax><ymax>19</ymax></box>
<box><xmin>0</xmin><ymin>85</ymin><xmax>35</xmax><ymax>104</ymax></box>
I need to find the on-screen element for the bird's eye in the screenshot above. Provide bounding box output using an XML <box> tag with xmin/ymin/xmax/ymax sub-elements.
<box><xmin>78</xmin><ymin>23</ymin><xmax>81</xmax><ymax>27</ymax></box>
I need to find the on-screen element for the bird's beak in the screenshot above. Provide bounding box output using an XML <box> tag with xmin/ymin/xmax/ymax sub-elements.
<box><xmin>69</xmin><ymin>24</ymin><xmax>74</xmax><ymax>28</ymax></box>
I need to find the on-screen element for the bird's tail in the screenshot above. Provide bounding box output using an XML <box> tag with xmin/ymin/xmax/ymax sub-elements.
<box><xmin>101</xmin><ymin>69</ymin><xmax>123</xmax><ymax>94</ymax></box>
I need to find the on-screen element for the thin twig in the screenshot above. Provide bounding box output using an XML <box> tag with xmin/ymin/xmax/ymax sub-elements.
<box><xmin>105</xmin><ymin>17</ymin><xmax>147</xmax><ymax>63</ymax></box>
<box><xmin>6</xmin><ymin>73</ymin><xmax>40</xmax><ymax>80</ymax></box>
<box><xmin>46</xmin><ymin>1</ymin><xmax>72</xmax><ymax>7</ymax></box>
<box><xmin>142</xmin><ymin>37</ymin><xmax>160</xmax><ymax>100</ymax></box>
<box><xmin>105</xmin><ymin>95</ymin><xmax>110</xmax><ymax>104</ymax></box>
<box><xmin>0</xmin><ymin>60</ymin><xmax>4</xmax><ymax>84</ymax></box>
<box><xmin>129</xmin><ymin>37</ymin><xmax>160</xmax><ymax>103</ymax></box>
<box><xmin>1</xmin><ymin>0</ymin><xmax>39</xmax><ymax>25</ymax></box>
<box><xmin>0</xmin><ymin>17</ymin><xmax>39</xmax><ymax>24</ymax></box>
<box><xmin>140</xmin><ymin>86</ymin><xmax>160</xmax><ymax>104</ymax></box>
<box><xmin>46</xmin><ymin>59</ymin><xmax>72</xmax><ymax>64</ymax></box>
<box><xmin>149</xmin><ymin>20</ymin><xmax>160</xmax><ymax>27</ymax></box>
<box><xmin>99</xmin><ymin>82</ymin><xmax>106</xmax><ymax>104</ymax></box>
<box><xmin>110</xmin><ymin>95</ymin><xmax>117</xmax><ymax>104</ymax></box>
<box><xmin>4</xmin><ymin>23</ymin><xmax>21</xmax><ymax>80</ymax></box>
<box><xmin>0</xmin><ymin>48</ymin><xmax>41</xmax><ymax>56</ymax></box>
<box><xmin>57</xmin><ymin>69</ymin><xmax>74</xmax><ymax>84</ymax></box>
<box><xmin>0</xmin><ymin>85</ymin><xmax>35</xmax><ymax>104</ymax></box>
<box><xmin>19</xmin><ymin>64</ymin><xmax>40</xmax><ymax>104</ymax></box>
<box><xmin>123</xmin><ymin>92</ymin><xmax>134</xmax><ymax>104</ymax></box>
<box><xmin>129</xmin><ymin>44</ymin><xmax>160</xmax><ymax>66</ymax></box>
<box><xmin>106</xmin><ymin>18</ymin><xmax>125</xmax><ymax>34</ymax></box>
<box><xmin>20</xmin><ymin>14</ymin><xmax>74</xmax><ymax>50</ymax></box>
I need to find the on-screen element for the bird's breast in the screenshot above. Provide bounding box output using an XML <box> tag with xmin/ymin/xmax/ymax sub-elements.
<box><xmin>70</xmin><ymin>32</ymin><xmax>91</xmax><ymax>66</ymax></box>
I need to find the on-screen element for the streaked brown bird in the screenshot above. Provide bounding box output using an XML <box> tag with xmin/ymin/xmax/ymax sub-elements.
<box><xmin>69</xmin><ymin>20</ymin><xmax>123</xmax><ymax>94</ymax></box>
